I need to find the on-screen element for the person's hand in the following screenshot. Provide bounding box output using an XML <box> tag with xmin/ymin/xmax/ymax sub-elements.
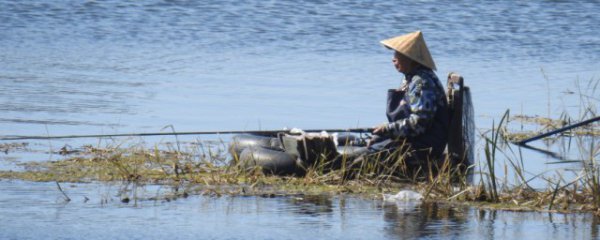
<box><xmin>373</xmin><ymin>123</ymin><xmax>389</xmax><ymax>135</ymax></box>
<box><xmin>367</xmin><ymin>123</ymin><xmax>388</xmax><ymax>147</ymax></box>
<box><xmin>367</xmin><ymin>134</ymin><xmax>384</xmax><ymax>148</ymax></box>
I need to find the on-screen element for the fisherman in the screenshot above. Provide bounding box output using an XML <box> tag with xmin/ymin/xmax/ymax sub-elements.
<box><xmin>366</xmin><ymin>30</ymin><xmax>449</xmax><ymax>169</ymax></box>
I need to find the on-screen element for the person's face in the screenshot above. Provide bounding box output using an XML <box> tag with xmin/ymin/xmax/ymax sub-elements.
<box><xmin>392</xmin><ymin>52</ymin><xmax>413</xmax><ymax>74</ymax></box>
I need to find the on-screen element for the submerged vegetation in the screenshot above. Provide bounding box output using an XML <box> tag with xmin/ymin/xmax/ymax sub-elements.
<box><xmin>0</xmin><ymin>79</ymin><xmax>598</xmax><ymax>215</ymax></box>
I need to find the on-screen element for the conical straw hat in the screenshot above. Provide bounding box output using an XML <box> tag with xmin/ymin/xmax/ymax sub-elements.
<box><xmin>380</xmin><ymin>30</ymin><xmax>436</xmax><ymax>70</ymax></box>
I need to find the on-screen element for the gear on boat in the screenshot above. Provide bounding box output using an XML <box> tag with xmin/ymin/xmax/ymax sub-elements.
<box><xmin>228</xmin><ymin>73</ymin><xmax>474</xmax><ymax>177</ymax></box>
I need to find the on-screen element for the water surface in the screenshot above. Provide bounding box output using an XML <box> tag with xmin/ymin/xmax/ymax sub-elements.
<box><xmin>0</xmin><ymin>0</ymin><xmax>599</xmax><ymax>239</ymax></box>
<box><xmin>0</xmin><ymin>180</ymin><xmax>598</xmax><ymax>240</ymax></box>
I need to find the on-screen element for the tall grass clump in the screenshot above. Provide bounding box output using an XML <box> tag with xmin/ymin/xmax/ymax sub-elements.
<box><xmin>479</xmin><ymin>110</ymin><xmax>511</xmax><ymax>202</ymax></box>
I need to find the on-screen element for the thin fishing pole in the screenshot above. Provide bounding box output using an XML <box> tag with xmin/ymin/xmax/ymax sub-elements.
<box><xmin>0</xmin><ymin>128</ymin><xmax>374</xmax><ymax>141</ymax></box>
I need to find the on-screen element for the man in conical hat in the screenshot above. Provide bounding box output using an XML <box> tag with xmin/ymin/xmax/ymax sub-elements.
<box><xmin>367</xmin><ymin>30</ymin><xmax>449</xmax><ymax>169</ymax></box>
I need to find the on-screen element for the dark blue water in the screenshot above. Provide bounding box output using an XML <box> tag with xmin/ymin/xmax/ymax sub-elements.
<box><xmin>1</xmin><ymin>0</ymin><xmax>598</xmax><ymax>134</ymax></box>
<box><xmin>0</xmin><ymin>0</ymin><xmax>599</xmax><ymax>239</ymax></box>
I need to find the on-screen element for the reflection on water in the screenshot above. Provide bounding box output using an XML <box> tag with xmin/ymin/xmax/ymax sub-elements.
<box><xmin>0</xmin><ymin>180</ymin><xmax>599</xmax><ymax>239</ymax></box>
<box><xmin>287</xmin><ymin>194</ymin><xmax>334</xmax><ymax>216</ymax></box>
<box><xmin>382</xmin><ymin>202</ymin><xmax>467</xmax><ymax>239</ymax></box>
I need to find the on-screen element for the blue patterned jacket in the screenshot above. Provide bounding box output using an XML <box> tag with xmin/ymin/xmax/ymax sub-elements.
<box><xmin>384</xmin><ymin>67</ymin><xmax>449</xmax><ymax>156</ymax></box>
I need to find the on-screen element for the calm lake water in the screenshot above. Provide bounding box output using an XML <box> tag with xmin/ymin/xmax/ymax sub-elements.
<box><xmin>1</xmin><ymin>180</ymin><xmax>599</xmax><ymax>240</ymax></box>
<box><xmin>1</xmin><ymin>0</ymin><xmax>599</xmax><ymax>239</ymax></box>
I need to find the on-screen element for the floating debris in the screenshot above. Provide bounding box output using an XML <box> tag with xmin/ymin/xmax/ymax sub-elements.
<box><xmin>383</xmin><ymin>190</ymin><xmax>423</xmax><ymax>202</ymax></box>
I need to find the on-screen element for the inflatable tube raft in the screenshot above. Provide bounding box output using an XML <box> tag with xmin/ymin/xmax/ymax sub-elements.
<box><xmin>229</xmin><ymin>134</ymin><xmax>367</xmax><ymax>176</ymax></box>
<box><xmin>228</xmin><ymin>134</ymin><xmax>283</xmax><ymax>157</ymax></box>
<box><xmin>238</xmin><ymin>146</ymin><xmax>302</xmax><ymax>175</ymax></box>
<box><xmin>336</xmin><ymin>145</ymin><xmax>369</xmax><ymax>159</ymax></box>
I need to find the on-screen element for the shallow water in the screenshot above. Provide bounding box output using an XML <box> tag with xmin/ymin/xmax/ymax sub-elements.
<box><xmin>0</xmin><ymin>0</ymin><xmax>599</xmax><ymax>238</ymax></box>
<box><xmin>1</xmin><ymin>180</ymin><xmax>599</xmax><ymax>240</ymax></box>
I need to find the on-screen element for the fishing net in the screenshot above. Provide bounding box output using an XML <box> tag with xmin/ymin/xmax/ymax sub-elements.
<box><xmin>446</xmin><ymin>72</ymin><xmax>475</xmax><ymax>166</ymax></box>
<box><xmin>462</xmin><ymin>87</ymin><xmax>475</xmax><ymax>164</ymax></box>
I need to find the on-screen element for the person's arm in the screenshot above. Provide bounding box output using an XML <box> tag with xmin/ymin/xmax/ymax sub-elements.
<box><xmin>376</xmin><ymin>75</ymin><xmax>438</xmax><ymax>138</ymax></box>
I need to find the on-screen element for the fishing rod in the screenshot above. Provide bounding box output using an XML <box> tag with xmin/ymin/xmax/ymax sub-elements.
<box><xmin>0</xmin><ymin>128</ymin><xmax>375</xmax><ymax>141</ymax></box>
<box><xmin>516</xmin><ymin>116</ymin><xmax>600</xmax><ymax>145</ymax></box>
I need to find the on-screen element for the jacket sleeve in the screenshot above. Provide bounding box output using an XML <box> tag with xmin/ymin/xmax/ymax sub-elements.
<box><xmin>386</xmin><ymin>75</ymin><xmax>438</xmax><ymax>138</ymax></box>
